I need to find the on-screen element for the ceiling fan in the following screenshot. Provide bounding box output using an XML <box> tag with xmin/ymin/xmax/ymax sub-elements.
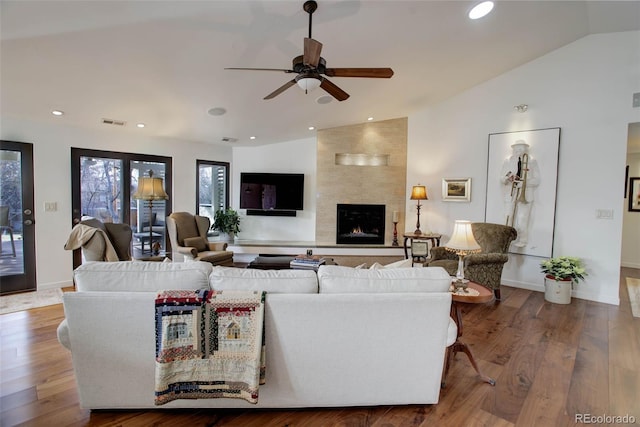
<box><xmin>225</xmin><ymin>0</ymin><xmax>394</xmax><ymax>102</ymax></box>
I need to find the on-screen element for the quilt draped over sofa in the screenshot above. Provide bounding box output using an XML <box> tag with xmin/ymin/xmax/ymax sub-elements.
<box><xmin>155</xmin><ymin>289</ymin><xmax>266</xmax><ymax>405</ymax></box>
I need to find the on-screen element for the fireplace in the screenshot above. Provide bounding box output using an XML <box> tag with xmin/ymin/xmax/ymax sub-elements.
<box><xmin>336</xmin><ymin>204</ymin><xmax>385</xmax><ymax>245</ymax></box>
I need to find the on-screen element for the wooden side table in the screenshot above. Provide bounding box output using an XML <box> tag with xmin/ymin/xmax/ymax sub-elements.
<box><xmin>133</xmin><ymin>232</ymin><xmax>163</xmax><ymax>254</ymax></box>
<box><xmin>402</xmin><ymin>232</ymin><xmax>441</xmax><ymax>260</ymax></box>
<box><xmin>443</xmin><ymin>280</ymin><xmax>496</xmax><ymax>386</ymax></box>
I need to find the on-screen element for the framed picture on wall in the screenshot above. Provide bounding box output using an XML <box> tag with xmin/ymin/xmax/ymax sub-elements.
<box><xmin>442</xmin><ymin>178</ymin><xmax>471</xmax><ymax>202</ymax></box>
<box><xmin>485</xmin><ymin>127</ymin><xmax>560</xmax><ymax>258</ymax></box>
<box><xmin>625</xmin><ymin>165</ymin><xmax>629</xmax><ymax>198</ymax></box>
<box><xmin>629</xmin><ymin>177</ymin><xmax>640</xmax><ymax>212</ymax></box>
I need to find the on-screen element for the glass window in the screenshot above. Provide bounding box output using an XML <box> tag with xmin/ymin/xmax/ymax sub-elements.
<box><xmin>197</xmin><ymin>160</ymin><xmax>229</xmax><ymax>226</ymax></box>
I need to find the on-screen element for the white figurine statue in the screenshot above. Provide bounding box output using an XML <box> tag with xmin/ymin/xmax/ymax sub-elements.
<box><xmin>500</xmin><ymin>141</ymin><xmax>540</xmax><ymax>247</ymax></box>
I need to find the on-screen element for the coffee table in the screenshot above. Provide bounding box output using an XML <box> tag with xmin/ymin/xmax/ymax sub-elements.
<box><xmin>443</xmin><ymin>280</ymin><xmax>496</xmax><ymax>386</ymax></box>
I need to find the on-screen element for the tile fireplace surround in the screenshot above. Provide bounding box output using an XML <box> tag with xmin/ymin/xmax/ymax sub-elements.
<box><xmin>315</xmin><ymin>117</ymin><xmax>408</xmax><ymax>246</ymax></box>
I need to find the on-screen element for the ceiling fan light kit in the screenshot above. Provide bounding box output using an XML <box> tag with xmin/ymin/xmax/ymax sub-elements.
<box><xmin>225</xmin><ymin>0</ymin><xmax>393</xmax><ymax>102</ymax></box>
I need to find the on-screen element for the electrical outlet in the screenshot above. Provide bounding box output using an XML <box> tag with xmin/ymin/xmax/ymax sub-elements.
<box><xmin>596</xmin><ymin>209</ymin><xmax>613</xmax><ymax>219</ymax></box>
<box><xmin>633</xmin><ymin>92</ymin><xmax>640</xmax><ymax>108</ymax></box>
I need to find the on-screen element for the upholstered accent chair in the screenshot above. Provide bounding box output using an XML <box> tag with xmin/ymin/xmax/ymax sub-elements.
<box><xmin>166</xmin><ymin>212</ymin><xmax>234</xmax><ymax>266</ymax></box>
<box><xmin>428</xmin><ymin>222</ymin><xmax>517</xmax><ymax>300</ymax></box>
<box><xmin>65</xmin><ymin>217</ymin><xmax>133</xmax><ymax>262</ymax></box>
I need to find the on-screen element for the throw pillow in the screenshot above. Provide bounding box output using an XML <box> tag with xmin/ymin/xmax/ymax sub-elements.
<box><xmin>369</xmin><ymin>259</ymin><xmax>413</xmax><ymax>269</ymax></box>
<box><xmin>183</xmin><ymin>236</ymin><xmax>207</xmax><ymax>252</ymax></box>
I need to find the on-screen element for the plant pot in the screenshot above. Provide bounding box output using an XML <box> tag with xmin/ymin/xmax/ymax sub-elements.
<box><xmin>544</xmin><ymin>275</ymin><xmax>572</xmax><ymax>304</ymax></box>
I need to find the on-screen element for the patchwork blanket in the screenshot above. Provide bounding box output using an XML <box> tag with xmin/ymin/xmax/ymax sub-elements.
<box><xmin>154</xmin><ymin>289</ymin><xmax>266</xmax><ymax>405</ymax></box>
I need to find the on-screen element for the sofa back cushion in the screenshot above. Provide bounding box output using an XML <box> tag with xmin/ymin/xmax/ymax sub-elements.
<box><xmin>209</xmin><ymin>266</ymin><xmax>318</xmax><ymax>293</ymax></box>
<box><xmin>317</xmin><ymin>265</ymin><xmax>451</xmax><ymax>293</ymax></box>
<box><xmin>73</xmin><ymin>261</ymin><xmax>212</xmax><ymax>292</ymax></box>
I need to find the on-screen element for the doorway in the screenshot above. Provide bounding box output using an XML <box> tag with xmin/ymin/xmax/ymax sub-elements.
<box><xmin>0</xmin><ymin>141</ymin><xmax>36</xmax><ymax>295</ymax></box>
<box><xmin>71</xmin><ymin>148</ymin><xmax>172</xmax><ymax>267</ymax></box>
<box><xmin>622</xmin><ymin>122</ymin><xmax>640</xmax><ymax>269</ymax></box>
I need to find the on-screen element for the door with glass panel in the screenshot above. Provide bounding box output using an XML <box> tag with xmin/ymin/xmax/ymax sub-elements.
<box><xmin>0</xmin><ymin>141</ymin><xmax>36</xmax><ymax>295</ymax></box>
<box><xmin>71</xmin><ymin>149</ymin><xmax>171</xmax><ymax>267</ymax></box>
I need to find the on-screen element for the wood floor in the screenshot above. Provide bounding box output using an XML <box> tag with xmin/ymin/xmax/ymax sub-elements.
<box><xmin>1</xmin><ymin>269</ymin><xmax>639</xmax><ymax>427</ymax></box>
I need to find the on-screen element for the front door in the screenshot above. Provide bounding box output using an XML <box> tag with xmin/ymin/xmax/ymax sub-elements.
<box><xmin>0</xmin><ymin>141</ymin><xmax>36</xmax><ymax>295</ymax></box>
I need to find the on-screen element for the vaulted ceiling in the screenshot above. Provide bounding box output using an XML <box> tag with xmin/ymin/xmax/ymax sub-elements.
<box><xmin>1</xmin><ymin>1</ymin><xmax>639</xmax><ymax>147</ymax></box>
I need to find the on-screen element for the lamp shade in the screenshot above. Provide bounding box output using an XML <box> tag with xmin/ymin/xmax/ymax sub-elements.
<box><xmin>410</xmin><ymin>185</ymin><xmax>428</xmax><ymax>200</ymax></box>
<box><xmin>444</xmin><ymin>220</ymin><xmax>481</xmax><ymax>253</ymax></box>
<box><xmin>133</xmin><ymin>172</ymin><xmax>168</xmax><ymax>201</ymax></box>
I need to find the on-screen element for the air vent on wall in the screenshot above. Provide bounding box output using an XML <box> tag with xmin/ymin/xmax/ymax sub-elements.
<box><xmin>221</xmin><ymin>137</ymin><xmax>238</xmax><ymax>143</ymax></box>
<box><xmin>101</xmin><ymin>118</ymin><xmax>126</xmax><ymax>126</ymax></box>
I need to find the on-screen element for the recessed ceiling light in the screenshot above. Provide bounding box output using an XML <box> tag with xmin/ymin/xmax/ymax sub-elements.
<box><xmin>308</xmin><ymin>126</ymin><xmax>315</xmax><ymax>131</ymax></box>
<box><xmin>468</xmin><ymin>1</ymin><xmax>494</xmax><ymax>19</ymax></box>
<box><xmin>207</xmin><ymin>107</ymin><xmax>227</xmax><ymax>116</ymax></box>
<box><xmin>136</xmin><ymin>123</ymin><xmax>145</xmax><ymax>128</ymax></box>
<box><xmin>316</xmin><ymin>95</ymin><xmax>333</xmax><ymax>105</ymax></box>
<box><xmin>367</xmin><ymin>117</ymin><xmax>374</xmax><ymax>121</ymax></box>
<box><xmin>250</xmin><ymin>136</ymin><xmax>256</xmax><ymax>140</ymax></box>
<box><xmin>51</xmin><ymin>110</ymin><xmax>64</xmax><ymax>116</ymax></box>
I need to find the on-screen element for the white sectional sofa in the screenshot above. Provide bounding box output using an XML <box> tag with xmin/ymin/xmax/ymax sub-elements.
<box><xmin>58</xmin><ymin>261</ymin><xmax>455</xmax><ymax>410</ymax></box>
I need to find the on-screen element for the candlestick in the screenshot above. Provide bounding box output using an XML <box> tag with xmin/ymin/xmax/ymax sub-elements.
<box><xmin>392</xmin><ymin>211</ymin><xmax>399</xmax><ymax>223</ymax></box>
<box><xmin>392</xmin><ymin>221</ymin><xmax>399</xmax><ymax>246</ymax></box>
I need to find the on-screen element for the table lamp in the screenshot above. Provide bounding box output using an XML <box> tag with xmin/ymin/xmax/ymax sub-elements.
<box><xmin>444</xmin><ymin>220</ymin><xmax>481</xmax><ymax>289</ymax></box>
<box><xmin>410</xmin><ymin>185</ymin><xmax>428</xmax><ymax>234</ymax></box>
<box><xmin>133</xmin><ymin>170</ymin><xmax>168</xmax><ymax>254</ymax></box>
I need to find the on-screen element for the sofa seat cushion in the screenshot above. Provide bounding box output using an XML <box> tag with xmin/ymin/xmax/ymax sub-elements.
<box><xmin>73</xmin><ymin>261</ymin><xmax>212</xmax><ymax>292</ymax></box>
<box><xmin>317</xmin><ymin>265</ymin><xmax>451</xmax><ymax>293</ymax></box>
<box><xmin>209</xmin><ymin>266</ymin><xmax>318</xmax><ymax>293</ymax></box>
<box><xmin>427</xmin><ymin>259</ymin><xmax>458</xmax><ymax>276</ymax></box>
<box><xmin>196</xmin><ymin>251</ymin><xmax>234</xmax><ymax>266</ymax></box>
<box><xmin>183</xmin><ymin>236</ymin><xmax>208</xmax><ymax>252</ymax></box>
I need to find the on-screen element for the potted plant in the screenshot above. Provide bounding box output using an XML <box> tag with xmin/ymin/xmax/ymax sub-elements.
<box><xmin>540</xmin><ymin>256</ymin><xmax>587</xmax><ymax>304</ymax></box>
<box><xmin>212</xmin><ymin>208</ymin><xmax>241</xmax><ymax>241</ymax></box>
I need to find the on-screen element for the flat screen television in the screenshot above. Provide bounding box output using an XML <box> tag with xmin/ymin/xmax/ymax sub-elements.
<box><xmin>240</xmin><ymin>173</ymin><xmax>304</xmax><ymax>213</ymax></box>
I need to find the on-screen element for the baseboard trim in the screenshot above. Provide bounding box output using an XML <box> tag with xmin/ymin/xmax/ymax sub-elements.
<box><xmin>38</xmin><ymin>280</ymin><xmax>73</xmax><ymax>291</ymax></box>
<box><xmin>621</xmin><ymin>261</ymin><xmax>640</xmax><ymax>269</ymax></box>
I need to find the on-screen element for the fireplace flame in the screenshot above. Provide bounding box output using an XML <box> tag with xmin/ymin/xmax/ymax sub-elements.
<box><xmin>351</xmin><ymin>226</ymin><xmax>363</xmax><ymax>234</ymax></box>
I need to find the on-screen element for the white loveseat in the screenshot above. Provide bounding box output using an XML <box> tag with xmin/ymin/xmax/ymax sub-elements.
<box><xmin>57</xmin><ymin>261</ymin><xmax>455</xmax><ymax>410</ymax></box>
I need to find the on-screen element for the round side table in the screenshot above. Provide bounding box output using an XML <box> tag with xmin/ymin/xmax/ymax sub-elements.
<box><xmin>443</xmin><ymin>280</ymin><xmax>496</xmax><ymax>386</ymax></box>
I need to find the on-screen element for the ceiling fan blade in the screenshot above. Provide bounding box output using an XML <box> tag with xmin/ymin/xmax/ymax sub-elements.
<box><xmin>303</xmin><ymin>38</ymin><xmax>323</xmax><ymax>67</ymax></box>
<box><xmin>320</xmin><ymin>78</ymin><xmax>349</xmax><ymax>101</ymax></box>
<box><xmin>324</xmin><ymin>68</ymin><xmax>394</xmax><ymax>78</ymax></box>
<box><xmin>225</xmin><ymin>67</ymin><xmax>295</xmax><ymax>73</ymax></box>
<box><xmin>264</xmin><ymin>79</ymin><xmax>297</xmax><ymax>100</ymax></box>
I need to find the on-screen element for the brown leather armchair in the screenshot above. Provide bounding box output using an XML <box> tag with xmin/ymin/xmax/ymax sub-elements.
<box><xmin>428</xmin><ymin>222</ymin><xmax>517</xmax><ymax>300</ymax></box>
<box><xmin>65</xmin><ymin>217</ymin><xmax>133</xmax><ymax>262</ymax></box>
<box><xmin>166</xmin><ymin>212</ymin><xmax>234</xmax><ymax>266</ymax></box>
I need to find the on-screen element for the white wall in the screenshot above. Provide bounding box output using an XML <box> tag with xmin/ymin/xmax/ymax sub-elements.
<box><xmin>5</xmin><ymin>31</ymin><xmax>637</xmax><ymax>305</ymax></box>
<box><xmin>1</xmin><ymin>117</ymin><xmax>232</xmax><ymax>289</ymax></box>
<box><xmin>623</xmin><ymin>152</ymin><xmax>640</xmax><ymax>268</ymax></box>
<box><xmin>407</xmin><ymin>31</ymin><xmax>640</xmax><ymax>305</ymax></box>
<box><xmin>232</xmin><ymin>137</ymin><xmax>317</xmax><ymax>242</ymax></box>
